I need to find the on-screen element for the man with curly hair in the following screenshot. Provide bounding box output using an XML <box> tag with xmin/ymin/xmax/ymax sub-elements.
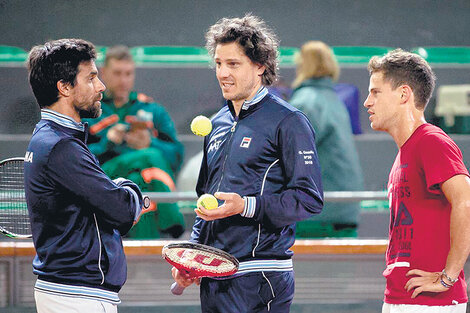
<box><xmin>171</xmin><ymin>14</ymin><xmax>323</xmax><ymax>312</ymax></box>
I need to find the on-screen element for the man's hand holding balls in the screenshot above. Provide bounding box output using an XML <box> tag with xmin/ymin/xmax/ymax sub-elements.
<box><xmin>195</xmin><ymin>192</ymin><xmax>245</xmax><ymax>221</ymax></box>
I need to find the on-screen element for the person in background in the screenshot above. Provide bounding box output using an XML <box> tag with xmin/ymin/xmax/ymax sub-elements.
<box><xmin>25</xmin><ymin>38</ymin><xmax>146</xmax><ymax>313</ymax></box>
<box><xmin>84</xmin><ymin>45</ymin><xmax>184</xmax><ymax>239</ymax></box>
<box><xmin>290</xmin><ymin>41</ymin><xmax>364</xmax><ymax>238</ymax></box>
<box><xmin>365</xmin><ymin>49</ymin><xmax>470</xmax><ymax>313</ymax></box>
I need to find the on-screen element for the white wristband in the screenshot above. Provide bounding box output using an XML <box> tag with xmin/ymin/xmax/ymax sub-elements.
<box><xmin>241</xmin><ymin>196</ymin><xmax>256</xmax><ymax>218</ymax></box>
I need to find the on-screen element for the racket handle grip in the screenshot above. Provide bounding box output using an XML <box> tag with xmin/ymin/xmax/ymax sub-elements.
<box><xmin>171</xmin><ymin>282</ymin><xmax>185</xmax><ymax>295</ymax></box>
<box><xmin>142</xmin><ymin>195</ymin><xmax>151</xmax><ymax>209</ymax></box>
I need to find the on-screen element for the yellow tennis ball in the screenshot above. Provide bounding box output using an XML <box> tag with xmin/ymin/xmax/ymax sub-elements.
<box><xmin>197</xmin><ymin>194</ymin><xmax>218</xmax><ymax>210</ymax></box>
<box><xmin>191</xmin><ymin>115</ymin><xmax>212</xmax><ymax>137</ymax></box>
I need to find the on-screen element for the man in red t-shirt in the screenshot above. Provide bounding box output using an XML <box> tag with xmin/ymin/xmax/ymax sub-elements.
<box><xmin>364</xmin><ymin>49</ymin><xmax>470</xmax><ymax>313</ymax></box>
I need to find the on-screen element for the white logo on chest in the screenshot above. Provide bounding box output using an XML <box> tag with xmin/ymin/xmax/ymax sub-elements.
<box><xmin>207</xmin><ymin>131</ymin><xmax>227</xmax><ymax>153</ymax></box>
<box><xmin>208</xmin><ymin>139</ymin><xmax>223</xmax><ymax>153</ymax></box>
<box><xmin>25</xmin><ymin>151</ymin><xmax>34</xmax><ymax>163</ymax></box>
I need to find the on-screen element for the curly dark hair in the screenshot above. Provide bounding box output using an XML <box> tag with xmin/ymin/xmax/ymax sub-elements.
<box><xmin>205</xmin><ymin>14</ymin><xmax>279</xmax><ymax>86</ymax></box>
<box><xmin>27</xmin><ymin>38</ymin><xmax>96</xmax><ymax>108</ymax></box>
<box><xmin>368</xmin><ymin>49</ymin><xmax>436</xmax><ymax>110</ymax></box>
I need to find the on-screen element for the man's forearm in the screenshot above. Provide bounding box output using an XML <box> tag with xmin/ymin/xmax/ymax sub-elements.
<box><xmin>445</xmin><ymin>198</ymin><xmax>470</xmax><ymax>279</ymax></box>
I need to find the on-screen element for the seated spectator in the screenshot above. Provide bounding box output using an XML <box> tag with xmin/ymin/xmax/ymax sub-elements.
<box><xmin>84</xmin><ymin>45</ymin><xmax>185</xmax><ymax>238</ymax></box>
<box><xmin>290</xmin><ymin>41</ymin><xmax>364</xmax><ymax>237</ymax></box>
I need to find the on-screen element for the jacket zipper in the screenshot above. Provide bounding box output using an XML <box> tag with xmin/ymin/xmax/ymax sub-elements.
<box><xmin>209</xmin><ymin>120</ymin><xmax>237</xmax><ymax>241</ymax></box>
<box><xmin>215</xmin><ymin>120</ymin><xmax>238</xmax><ymax>192</ymax></box>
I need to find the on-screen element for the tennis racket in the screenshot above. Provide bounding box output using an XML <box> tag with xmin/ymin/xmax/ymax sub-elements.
<box><xmin>162</xmin><ymin>242</ymin><xmax>239</xmax><ymax>295</ymax></box>
<box><xmin>0</xmin><ymin>157</ymin><xmax>31</xmax><ymax>239</ymax></box>
<box><xmin>0</xmin><ymin>157</ymin><xmax>151</xmax><ymax>239</ymax></box>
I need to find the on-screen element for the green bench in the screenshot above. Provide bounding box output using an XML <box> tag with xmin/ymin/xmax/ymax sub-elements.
<box><xmin>2</xmin><ymin>45</ymin><xmax>469</xmax><ymax>66</ymax></box>
<box><xmin>130</xmin><ymin>46</ymin><xmax>210</xmax><ymax>64</ymax></box>
<box><xmin>0</xmin><ymin>46</ymin><xmax>28</xmax><ymax>63</ymax></box>
<box><xmin>412</xmin><ymin>46</ymin><xmax>470</xmax><ymax>64</ymax></box>
<box><xmin>277</xmin><ymin>46</ymin><xmax>394</xmax><ymax>65</ymax></box>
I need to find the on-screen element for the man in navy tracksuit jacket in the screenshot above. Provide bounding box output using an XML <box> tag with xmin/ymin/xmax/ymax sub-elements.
<box><xmin>172</xmin><ymin>15</ymin><xmax>323</xmax><ymax>312</ymax></box>
<box><xmin>24</xmin><ymin>39</ymin><xmax>145</xmax><ymax>312</ymax></box>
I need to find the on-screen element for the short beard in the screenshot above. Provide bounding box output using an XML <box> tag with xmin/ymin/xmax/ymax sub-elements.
<box><xmin>78</xmin><ymin>104</ymin><xmax>102</xmax><ymax>119</ymax></box>
<box><xmin>225</xmin><ymin>91</ymin><xmax>251</xmax><ymax>103</ymax></box>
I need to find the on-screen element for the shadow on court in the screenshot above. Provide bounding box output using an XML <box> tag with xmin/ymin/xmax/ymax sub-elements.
<box><xmin>3</xmin><ymin>302</ymin><xmax>385</xmax><ymax>313</ymax></box>
<box><xmin>7</xmin><ymin>302</ymin><xmax>470</xmax><ymax>312</ymax></box>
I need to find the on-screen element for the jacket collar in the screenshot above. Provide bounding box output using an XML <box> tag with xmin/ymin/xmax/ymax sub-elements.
<box><xmin>227</xmin><ymin>86</ymin><xmax>269</xmax><ymax>118</ymax></box>
<box><xmin>41</xmin><ymin>109</ymin><xmax>85</xmax><ymax>132</ymax></box>
<box><xmin>241</xmin><ymin>86</ymin><xmax>268</xmax><ymax>110</ymax></box>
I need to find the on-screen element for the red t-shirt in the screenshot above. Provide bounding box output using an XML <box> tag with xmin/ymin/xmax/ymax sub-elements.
<box><xmin>384</xmin><ymin>123</ymin><xmax>469</xmax><ymax>305</ymax></box>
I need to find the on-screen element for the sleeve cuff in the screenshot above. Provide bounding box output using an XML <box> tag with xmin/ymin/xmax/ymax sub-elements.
<box><xmin>241</xmin><ymin>196</ymin><xmax>256</xmax><ymax>218</ymax></box>
<box><xmin>122</xmin><ymin>186</ymin><xmax>142</xmax><ymax>222</ymax></box>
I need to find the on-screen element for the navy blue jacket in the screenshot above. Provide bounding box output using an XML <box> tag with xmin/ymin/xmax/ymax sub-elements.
<box><xmin>191</xmin><ymin>90</ymin><xmax>323</xmax><ymax>274</ymax></box>
<box><xmin>24</xmin><ymin>110</ymin><xmax>143</xmax><ymax>296</ymax></box>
